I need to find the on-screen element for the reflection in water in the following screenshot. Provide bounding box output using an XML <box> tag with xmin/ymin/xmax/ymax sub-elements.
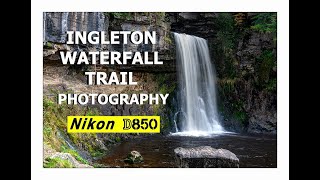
<box><xmin>97</xmin><ymin>134</ymin><xmax>277</xmax><ymax>168</ymax></box>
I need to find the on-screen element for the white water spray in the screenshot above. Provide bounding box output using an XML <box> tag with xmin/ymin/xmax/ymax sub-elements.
<box><xmin>173</xmin><ymin>33</ymin><xmax>224</xmax><ymax>135</ymax></box>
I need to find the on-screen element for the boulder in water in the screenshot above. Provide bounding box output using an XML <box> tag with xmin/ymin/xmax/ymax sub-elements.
<box><xmin>174</xmin><ymin>146</ymin><xmax>239</xmax><ymax>168</ymax></box>
<box><xmin>124</xmin><ymin>151</ymin><xmax>144</xmax><ymax>164</ymax></box>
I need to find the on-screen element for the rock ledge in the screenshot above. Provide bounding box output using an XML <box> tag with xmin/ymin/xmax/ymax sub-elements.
<box><xmin>174</xmin><ymin>146</ymin><xmax>239</xmax><ymax>168</ymax></box>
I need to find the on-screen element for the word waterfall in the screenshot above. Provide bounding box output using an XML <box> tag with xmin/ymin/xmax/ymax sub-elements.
<box><xmin>58</xmin><ymin>30</ymin><xmax>169</xmax><ymax>105</ymax></box>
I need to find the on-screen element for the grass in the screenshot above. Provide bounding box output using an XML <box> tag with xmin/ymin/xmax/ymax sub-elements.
<box><xmin>43</xmin><ymin>94</ymin><xmax>103</xmax><ymax>159</ymax></box>
<box><xmin>44</xmin><ymin>157</ymin><xmax>74</xmax><ymax>168</ymax></box>
<box><xmin>61</xmin><ymin>148</ymin><xmax>89</xmax><ymax>164</ymax></box>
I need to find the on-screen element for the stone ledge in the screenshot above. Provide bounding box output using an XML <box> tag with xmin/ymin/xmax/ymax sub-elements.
<box><xmin>174</xmin><ymin>146</ymin><xmax>239</xmax><ymax>168</ymax></box>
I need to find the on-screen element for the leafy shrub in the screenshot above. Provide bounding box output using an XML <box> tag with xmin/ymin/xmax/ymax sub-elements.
<box><xmin>251</xmin><ymin>13</ymin><xmax>276</xmax><ymax>33</ymax></box>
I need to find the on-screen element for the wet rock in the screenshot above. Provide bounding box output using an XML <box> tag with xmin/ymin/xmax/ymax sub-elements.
<box><xmin>248</xmin><ymin>112</ymin><xmax>277</xmax><ymax>134</ymax></box>
<box><xmin>129</xmin><ymin>104</ymin><xmax>141</xmax><ymax>115</ymax></box>
<box><xmin>124</xmin><ymin>151</ymin><xmax>144</xmax><ymax>164</ymax></box>
<box><xmin>174</xmin><ymin>146</ymin><xmax>239</xmax><ymax>168</ymax></box>
<box><xmin>44</xmin><ymin>12</ymin><xmax>107</xmax><ymax>44</ymax></box>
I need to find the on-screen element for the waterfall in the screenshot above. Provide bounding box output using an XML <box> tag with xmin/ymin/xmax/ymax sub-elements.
<box><xmin>173</xmin><ymin>33</ymin><xmax>224</xmax><ymax>134</ymax></box>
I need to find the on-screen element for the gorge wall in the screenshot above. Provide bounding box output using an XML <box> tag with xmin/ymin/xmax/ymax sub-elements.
<box><xmin>169</xmin><ymin>12</ymin><xmax>277</xmax><ymax>133</ymax></box>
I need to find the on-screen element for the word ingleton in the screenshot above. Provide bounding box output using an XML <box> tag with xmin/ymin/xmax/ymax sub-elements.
<box><xmin>66</xmin><ymin>31</ymin><xmax>156</xmax><ymax>45</ymax></box>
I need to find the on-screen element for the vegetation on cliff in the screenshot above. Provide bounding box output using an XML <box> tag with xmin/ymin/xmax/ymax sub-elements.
<box><xmin>211</xmin><ymin>13</ymin><xmax>277</xmax><ymax>132</ymax></box>
<box><xmin>43</xmin><ymin>90</ymin><xmax>105</xmax><ymax>167</ymax></box>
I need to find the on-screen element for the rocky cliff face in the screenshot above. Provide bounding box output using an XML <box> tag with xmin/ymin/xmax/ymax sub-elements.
<box><xmin>44</xmin><ymin>12</ymin><xmax>107</xmax><ymax>43</ymax></box>
<box><xmin>44</xmin><ymin>12</ymin><xmax>175</xmax><ymax>72</ymax></box>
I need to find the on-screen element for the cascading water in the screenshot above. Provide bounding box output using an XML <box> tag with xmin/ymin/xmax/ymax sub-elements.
<box><xmin>173</xmin><ymin>33</ymin><xmax>224</xmax><ymax>135</ymax></box>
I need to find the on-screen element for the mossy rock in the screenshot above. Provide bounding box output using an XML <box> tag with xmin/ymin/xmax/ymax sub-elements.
<box><xmin>44</xmin><ymin>42</ymin><xmax>54</xmax><ymax>49</ymax></box>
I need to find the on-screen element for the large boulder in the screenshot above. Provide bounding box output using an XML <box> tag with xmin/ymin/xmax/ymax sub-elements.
<box><xmin>174</xmin><ymin>146</ymin><xmax>239</xmax><ymax>168</ymax></box>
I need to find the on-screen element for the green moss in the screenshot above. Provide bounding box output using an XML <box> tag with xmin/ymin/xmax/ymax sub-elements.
<box><xmin>44</xmin><ymin>157</ymin><xmax>74</xmax><ymax>168</ymax></box>
<box><xmin>44</xmin><ymin>42</ymin><xmax>54</xmax><ymax>49</ymax></box>
<box><xmin>43</xmin><ymin>91</ymin><xmax>101</xmax><ymax>155</ymax></box>
<box><xmin>164</xmin><ymin>36</ymin><xmax>172</xmax><ymax>45</ymax></box>
<box><xmin>108</xmin><ymin>12</ymin><xmax>133</xmax><ymax>20</ymax></box>
<box><xmin>265</xmin><ymin>78</ymin><xmax>277</xmax><ymax>91</ymax></box>
<box><xmin>152</xmin><ymin>73</ymin><xmax>177</xmax><ymax>132</ymax></box>
<box><xmin>62</xmin><ymin>149</ymin><xmax>88</xmax><ymax>164</ymax></box>
<box><xmin>155</xmin><ymin>12</ymin><xmax>166</xmax><ymax>25</ymax></box>
<box><xmin>231</xmin><ymin>100</ymin><xmax>248</xmax><ymax>125</ymax></box>
<box><xmin>234</xmin><ymin>111</ymin><xmax>247</xmax><ymax>124</ymax></box>
<box><xmin>115</xmin><ymin>137</ymin><xmax>121</xmax><ymax>143</ymax></box>
<box><xmin>90</xmin><ymin>150</ymin><xmax>103</xmax><ymax>158</ymax></box>
<box><xmin>43</xmin><ymin>126</ymin><xmax>52</xmax><ymax>137</ymax></box>
<box><xmin>43</xmin><ymin>98</ymin><xmax>54</xmax><ymax>109</ymax></box>
<box><xmin>155</xmin><ymin>12</ymin><xmax>165</xmax><ymax>19</ymax></box>
<box><xmin>218</xmin><ymin>78</ymin><xmax>237</xmax><ymax>93</ymax></box>
<box><xmin>152</xmin><ymin>104</ymin><xmax>160</xmax><ymax>116</ymax></box>
<box><xmin>257</xmin><ymin>50</ymin><xmax>275</xmax><ymax>86</ymax></box>
<box><xmin>85</xmin><ymin>108</ymin><xmax>100</xmax><ymax>116</ymax></box>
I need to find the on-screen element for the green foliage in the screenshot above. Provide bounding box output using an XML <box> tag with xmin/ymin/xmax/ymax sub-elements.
<box><xmin>62</xmin><ymin>148</ymin><xmax>89</xmax><ymax>164</ymax></box>
<box><xmin>218</xmin><ymin>78</ymin><xmax>237</xmax><ymax>93</ymax></box>
<box><xmin>43</xmin><ymin>126</ymin><xmax>52</xmax><ymax>137</ymax></box>
<box><xmin>155</xmin><ymin>74</ymin><xmax>176</xmax><ymax>95</ymax></box>
<box><xmin>214</xmin><ymin>13</ymin><xmax>277</xmax><ymax>128</ymax></box>
<box><xmin>257</xmin><ymin>50</ymin><xmax>275</xmax><ymax>85</ymax></box>
<box><xmin>44</xmin><ymin>42</ymin><xmax>54</xmax><ymax>49</ymax></box>
<box><xmin>213</xmin><ymin>13</ymin><xmax>238</xmax><ymax>78</ymax></box>
<box><xmin>155</xmin><ymin>12</ymin><xmax>166</xmax><ymax>25</ymax></box>
<box><xmin>234</xmin><ymin>111</ymin><xmax>247</xmax><ymax>124</ymax></box>
<box><xmin>153</xmin><ymin>74</ymin><xmax>176</xmax><ymax>131</ymax></box>
<box><xmin>44</xmin><ymin>157</ymin><xmax>74</xmax><ymax>168</ymax></box>
<box><xmin>107</xmin><ymin>12</ymin><xmax>166</xmax><ymax>23</ymax></box>
<box><xmin>90</xmin><ymin>150</ymin><xmax>103</xmax><ymax>158</ymax></box>
<box><xmin>155</xmin><ymin>12</ymin><xmax>165</xmax><ymax>19</ymax></box>
<box><xmin>43</xmin><ymin>93</ymin><xmax>101</xmax><ymax>157</ymax></box>
<box><xmin>164</xmin><ymin>36</ymin><xmax>172</xmax><ymax>45</ymax></box>
<box><xmin>108</xmin><ymin>12</ymin><xmax>132</xmax><ymax>20</ymax></box>
<box><xmin>43</xmin><ymin>98</ymin><xmax>54</xmax><ymax>109</ymax></box>
<box><xmin>85</xmin><ymin>108</ymin><xmax>100</xmax><ymax>116</ymax></box>
<box><xmin>115</xmin><ymin>137</ymin><xmax>121</xmax><ymax>143</ymax></box>
<box><xmin>231</xmin><ymin>100</ymin><xmax>248</xmax><ymax>124</ymax></box>
<box><xmin>152</xmin><ymin>104</ymin><xmax>160</xmax><ymax>116</ymax></box>
<box><xmin>251</xmin><ymin>13</ymin><xmax>277</xmax><ymax>34</ymax></box>
<box><xmin>215</xmin><ymin>13</ymin><xmax>236</xmax><ymax>51</ymax></box>
<box><xmin>265</xmin><ymin>78</ymin><xmax>277</xmax><ymax>91</ymax></box>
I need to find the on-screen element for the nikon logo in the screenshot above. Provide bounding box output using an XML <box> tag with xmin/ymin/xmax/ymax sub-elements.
<box><xmin>70</xmin><ymin>117</ymin><xmax>115</xmax><ymax>130</ymax></box>
<box><xmin>67</xmin><ymin>116</ymin><xmax>160</xmax><ymax>133</ymax></box>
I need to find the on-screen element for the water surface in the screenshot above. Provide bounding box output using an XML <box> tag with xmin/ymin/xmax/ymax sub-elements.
<box><xmin>97</xmin><ymin>133</ymin><xmax>277</xmax><ymax>168</ymax></box>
